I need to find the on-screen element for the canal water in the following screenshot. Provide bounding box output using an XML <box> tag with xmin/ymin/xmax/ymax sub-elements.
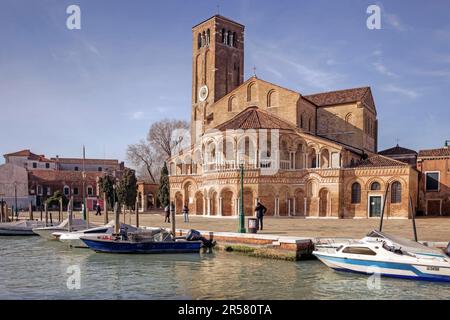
<box><xmin>1</xmin><ymin>236</ymin><xmax>450</xmax><ymax>299</ymax></box>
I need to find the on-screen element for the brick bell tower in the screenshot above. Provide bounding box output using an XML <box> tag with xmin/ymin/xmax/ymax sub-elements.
<box><xmin>191</xmin><ymin>15</ymin><xmax>245</xmax><ymax>144</ymax></box>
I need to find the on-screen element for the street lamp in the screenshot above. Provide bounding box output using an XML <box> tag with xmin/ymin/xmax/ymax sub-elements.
<box><xmin>238</xmin><ymin>163</ymin><xmax>246</xmax><ymax>233</ymax></box>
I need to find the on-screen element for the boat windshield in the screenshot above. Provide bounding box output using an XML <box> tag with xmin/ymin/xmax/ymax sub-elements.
<box><xmin>366</xmin><ymin>230</ymin><xmax>444</xmax><ymax>256</ymax></box>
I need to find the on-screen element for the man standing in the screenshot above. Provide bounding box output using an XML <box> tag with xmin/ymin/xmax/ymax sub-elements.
<box><xmin>254</xmin><ymin>202</ymin><xmax>267</xmax><ymax>231</ymax></box>
<box><xmin>182</xmin><ymin>204</ymin><xmax>190</xmax><ymax>223</ymax></box>
<box><xmin>164</xmin><ymin>204</ymin><xmax>171</xmax><ymax>223</ymax></box>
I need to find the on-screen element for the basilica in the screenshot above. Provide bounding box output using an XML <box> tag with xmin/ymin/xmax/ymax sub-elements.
<box><xmin>168</xmin><ymin>15</ymin><xmax>418</xmax><ymax>219</ymax></box>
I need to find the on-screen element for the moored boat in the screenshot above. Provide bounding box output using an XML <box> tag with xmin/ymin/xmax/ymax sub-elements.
<box><xmin>0</xmin><ymin>220</ymin><xmax>54</xmax><ymax>236</ymax></box>
<box><xmin>57</xmin><ymin>221</ymin><xmax>150</xmax><ymax>248</ymax></box>
<box><xmin>32</xmin><ymin>218</ymin><xmax>97</xmax><ymax>240</ymax></box>
<box><xmin>80</xmin><ymin>229</ymin><xmax>211</xmax><ymax>254</ymax></box>
<box><xmin>313</xmin><ymin>230</ymin><xmax>450</xmax><ymax>282</ymax></box>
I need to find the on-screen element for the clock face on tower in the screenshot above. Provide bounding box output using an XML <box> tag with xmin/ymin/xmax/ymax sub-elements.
<box><xmin>198</xmin><ymin>85</ymin><xmax>209</xmax><ymax>102</ymax></box>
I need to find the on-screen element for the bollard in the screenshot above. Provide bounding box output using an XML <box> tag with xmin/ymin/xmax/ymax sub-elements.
<box><xmin>40</xmin><ymin>205</ymin><xmax>43</xmax><ymax>221</ymax></box>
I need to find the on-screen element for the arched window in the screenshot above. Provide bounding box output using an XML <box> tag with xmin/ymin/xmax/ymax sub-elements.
<box><xmin>345</xmin><ymin>113</ymin><xmax>353</xmax><ymax>125</ymax></box>
<box><xmin>247</xmin><ymin>82</ymin><xmax>256</xmax><ymax>102</ymax></box>
<box><xmin>229</xmin><ymin>31</ymin><xmax>233</xmax><ymax>47</ymax></box>
<box><xmin>197</xmin><ymin>33</ymin><xmax>202</xmax><ymax>49</ymax></box>
<box><xmin>267</xmin><ymin>90</ymin><xmax>277</xmax><ymax>107</ymax></box>
<box><xmin>233</xmin><ymin>32</ymin><xmax>237</xmax><ymax>47</ymax></box>
<box><xmin>391</xmin><ymin>181</ymin><xmax>402</xmax><ymax>203</ymax></box>
<box><xmin>228</xmin><ymin>96</ymin><xmax>237</xmax><ymax>112</ymax></box>
<box><xmin>63</xmin><ymin>186</ymin><xmax>70</xmax><ymax>196</ymax></box>
<box><xmin>206</xmin><ymin>29</ymin><xmax>210</xmax><ymax>46</ymax></box>
<box><xmin>221</xmin><ymin>28</ymin><xmax>226</xmax><ymax>43</ymax></box>
<box><xmin>371</xmin><ymin>182</ymin><xmax>381</xmax><ymax>190</ymax></box>
<box><xmin>351</xmin><ymin>183</ymin><xmax>361</xmax><ymax>204</ymax></box>
<box><xmin>87</xmin><ymin>186</ymin><xmax>93</xmax><ymax>196</ymax></box>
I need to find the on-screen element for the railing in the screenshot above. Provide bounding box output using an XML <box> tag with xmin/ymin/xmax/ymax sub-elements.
<box><xmin>280</xmin><ymin>160</ymin><xmax>291</xmax><ymax>170</ymax></box>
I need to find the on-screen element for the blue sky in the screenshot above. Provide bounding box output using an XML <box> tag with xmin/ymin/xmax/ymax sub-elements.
<box><xmin>1</xmin><ymin>0</ymin><xmax>449</xmax><ymax>164</ymax></box>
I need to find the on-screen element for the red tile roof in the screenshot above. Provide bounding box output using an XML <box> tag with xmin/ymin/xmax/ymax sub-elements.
<box><xmin>304</xmin><ymin>87</ymin><xmax>370</xmax><ymax>107</ymax></box>
<box><xmin>379</xmin><ymin>145</ymin><xmax>417</xmax><ymax>156</ymax></box>
<box><xmin>4</xmin><ymin>149</ymin><xmax>53</xmax><ymax>162</ymax></box>
<box><xmin>418</xmin><ymin>147</ymin><xmax>450</xmax><ymax>158</ymax></box>
<box><xmin>52</xmin><ymin>158</ymin><xmax>120</xmax><ymax>166</ymax></box>
<box><xmin>350</xmin><ymin>155</ymin><xmax>409</xmax><ymax>168</ymax></box>
<box><xmin>215</xmin><ymin>106</ymin><xmax>297</xmax><ymax>131</ymax></box>
<box><xmin>29</xmin><ymin>170</ymin><xmax>103</xmax><ymax>182</ymax></box>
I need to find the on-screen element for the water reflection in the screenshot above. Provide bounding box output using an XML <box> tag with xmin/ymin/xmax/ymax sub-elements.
<box><xmin>1</xmin><ymin>237</ymin><xmax>450</xmax><ymax>299</ymax></box>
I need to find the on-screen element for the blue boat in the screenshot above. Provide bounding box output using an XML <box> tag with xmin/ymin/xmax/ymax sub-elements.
<box><xmin>80</xmin><ymin>236</ymin><xmax>203</xmax><ymax>254</ymax></box>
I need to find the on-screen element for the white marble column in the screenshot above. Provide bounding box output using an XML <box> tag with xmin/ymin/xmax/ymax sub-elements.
<box><xmin>207</xmin><ymin>197</ymin><xmax>211</xmax><ymax>216</ymax></box>
<box><xmin>203</xmin><ymin>197</ymin><xmax>206</xmax><ymax>215</ymax></box>
<box><xmin>316</xmin><ymin>153</ymin><xmax>320</xmax><ymax>168</ymax></box>
<box><xmin>218</xmin><ymin>197</ymin><xmax>223</xmax><ymax>216</ymax></box>
<box><xmin>288</xmin><ymin>199</ymin><xmax>291</xmax><ymax>216</ymax></box>
<box><xmin>292</xmin><ymin>197</ymin><xmax>296</xmax><ymax>216</ymax></box>
<box><xmin>304</xmin><ymin>198</ymin><xmax>308</xmax><ymax>217</ymax></box>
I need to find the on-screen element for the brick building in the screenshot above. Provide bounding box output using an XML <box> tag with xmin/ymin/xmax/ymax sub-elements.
<box><xmin>168</xmin><ymin>15</ymin><xmax>418</xmax><ymax>219</ymax></box>
<box><xmin>417</xmin><ymin>146</ymin><xmax>450</xmax><ymax>216</ymax></box>
<box><xmin>1</xmin><ymin>149</ymin><xmax>125</xmax><ymax>210</ymax></box>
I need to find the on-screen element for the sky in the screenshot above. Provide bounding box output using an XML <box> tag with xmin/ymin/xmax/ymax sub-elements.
<box><xmin>1</xmin><ymin>0</ymin><xmax>449</xmax><ymax>165</ymax></box>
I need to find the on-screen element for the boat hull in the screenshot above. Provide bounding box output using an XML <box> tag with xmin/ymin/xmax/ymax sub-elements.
<box><xmin>314</xmin><ymin>253</ymin><xmax>450</xmax><ymax>283</ymax></box>
<box><xmin>81</xmin><ymin>238</ymin><xmax>203</xmax><ymax>254</ymax></box>
<box><xmin>0</xmin><ymin>227</ymin><xmax>38</xmax><ymax>236</ymax></box>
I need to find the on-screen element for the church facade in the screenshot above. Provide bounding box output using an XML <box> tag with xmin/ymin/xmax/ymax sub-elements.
<box><xmin>168</xmin><ymin>15</ymin><xmax>418</xmax><ymax>219</ymax></box>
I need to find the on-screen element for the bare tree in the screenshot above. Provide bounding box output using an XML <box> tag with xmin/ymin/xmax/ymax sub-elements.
<box><xmin>147</xmin><ymin>119</ymin><xmax>189</xmax><ymax>159</ymax></box>
<box><xmin>126</xmin><ymin>119</ymin><xmax>189</xmax><ymax>183</ymax></box>
<box><xmin>126</xmin><ymin>141</ymin><xmax>159</xmax><ymax>183</ymax></box>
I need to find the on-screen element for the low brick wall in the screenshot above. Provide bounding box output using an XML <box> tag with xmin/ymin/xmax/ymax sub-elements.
<box><xmin>176</xmin><ymin>228</ymin><xmax>314</xmax><ymax>260</ymax></box>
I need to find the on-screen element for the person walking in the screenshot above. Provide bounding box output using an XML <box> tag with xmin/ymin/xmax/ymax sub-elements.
<box><xmin>254</xmin><ymin>202</ymin><xmax>267</xmax><ymax>231</ymax></box>
<box><xmin>164</xmin><ymin>204</ymin><xmax>171</xmax><ymax>223</ymax></box>
<box><xmin>182</xmin><ymin>205</ymin><xmax>189</xmax><ymax>223</ymax></box>
<box><xmin>95</xmin><ymin>203</ymin><xmax>102</xmax><ymax>216</ymax></box>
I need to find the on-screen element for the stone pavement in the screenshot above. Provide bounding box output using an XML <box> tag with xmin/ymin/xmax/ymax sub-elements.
<box><xmin>86</xmin><ymin>210</ymin><xmax>450</xmax><ymax>242</ymax></box>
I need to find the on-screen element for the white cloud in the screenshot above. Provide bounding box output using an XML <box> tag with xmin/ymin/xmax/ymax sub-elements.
<box><xmin>382</xmin><ymin>84</ymin><xmax>419</xmax><ymax>99</ymax></box>
<box><xmin>130</xmin><ymin>111</ymin><xmax>144</xmax><ymax>120</ymax></box>
<box><xmin>385</xmin><ymin>13</ymin><xmax>406</xmax><ymax>31</ymax></box>
<box><xmin>373</xmin><ymin>61</ymin><xmax>398</xmax><ymax>77</ymax></box>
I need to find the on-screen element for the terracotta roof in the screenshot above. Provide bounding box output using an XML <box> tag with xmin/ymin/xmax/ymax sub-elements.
<box><xmin>304</xmin><ymin>87</ymin><xmax>370</xmax><ymax>107</ymax></box>
<box><xmin>4</xmin><ymin>149</ymin><xmax>53</xmax><ymax>162</ymax></box>
<box><xmin>215</xmin><ymin>106</ymin><xmax>297</xmax><ymax>131</ymax></box>
<box><xmin>51</xmin><ymin>158</ymin><xmax>120</xmax><ymax>166</ymax></box>
<box><xmin>350</xmin><ymin>155</ymin><xmax>409</xmax><ymax>168</ymax></box>
<box><xmin>379</xmin><ymin>145</ymin><xmax>417</xmax><ymax>156</ymax></box>
<box><xmin>418</xmin><ymin>147</ymin><xmax>450</xmax><ymax>158</ymax></box>
<box><xmin>29</xmin><ymin>170</ymin><xmax>102</xmax><ymax>182</ymax></box>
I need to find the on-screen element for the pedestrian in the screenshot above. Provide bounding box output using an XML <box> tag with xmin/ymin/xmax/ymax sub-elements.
<box><xmin>183</xmin><ymin>204</ymin><xmax>189</xmax><ymax>223</ymax></box>
<box><xmin>96</xmin><ymin>203</ymin><xmax>102</xmax><ymax>216</ymax></box>
<box><xmin>254</xmin><ymin>202</ymin><xmax>267</xmax><ymax>231</ymax></box>
<box><xmin>164</xmin><ymin>203</ymin><xmax>171</xmax><ymax>223</ymax></box>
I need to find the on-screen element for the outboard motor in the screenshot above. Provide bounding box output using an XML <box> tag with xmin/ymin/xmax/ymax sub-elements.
<box><xmin>186</xmin><ymin>229</ymin><xmax>216</xmax><ymax>249</ymax></box>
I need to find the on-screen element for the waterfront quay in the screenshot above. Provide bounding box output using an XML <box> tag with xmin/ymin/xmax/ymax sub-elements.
<box><xmin>88</xmin><ymin>210</ymin><xmax>450</xmax><ymax>260</ymax></box>
<box><xmin>10</xmin><ymin>210</ymin><xmax>450</xmax><ymax>260</ymax></box>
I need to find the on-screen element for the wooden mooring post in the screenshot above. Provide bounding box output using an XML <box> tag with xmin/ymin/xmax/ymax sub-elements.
<box><xmin>103</xmin><ymin>193</ymin><xmax>109</xmax><ymax>224</ymax></box>
<box><xmin>29</xmin><ymin>201</ymin><xmax>33</xmax><ymax>220</ymax></box>
<box><xmin>44</xmin><ymin>203</ymin><xmax>48</xmax><ymax>226</ymax></box>
<box><xmin>40</xmin><ymin>205</ymin><xmax>43</xmax><ymax>221</ymax></box>
<box><xmin>135</xmin><ymin>198</ymin><xmax>139</xmax><ymax>228</ymax></box>
<box><xmin>59</xmin><ymin>198</ymin><xmax>62</xmax><ymax>222</ymax></box>
<box><xmin>0</xmin><ymin>200</ymin><xmax>4</xmax><ymax>223</ymax></box>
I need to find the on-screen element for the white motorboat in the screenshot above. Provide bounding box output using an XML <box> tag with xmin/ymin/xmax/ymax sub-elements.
<box><xmin>57</xmin><ymin>221</ymin><xmax>140</xmax><ymax>248</ymax></box>
<box><xmin>32</xmin><ymin>218</ymin><xmax>96</xmax><ymax>240</ymax></box>
<box><xmin>313</xmin><ymin>230</ymin><xmax>450</xmax><ymax>282</ymax></box>
<box><xmin>0</xmin><ymin>220</ymin><xmax>55</xmax><ymax>236</ymax></box>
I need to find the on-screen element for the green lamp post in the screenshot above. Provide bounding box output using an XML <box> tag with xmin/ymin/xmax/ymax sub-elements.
<box><xmin>238</xmin><ymin>163</ymin><xmax>246</xmax><ymax>233</ymax></box>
